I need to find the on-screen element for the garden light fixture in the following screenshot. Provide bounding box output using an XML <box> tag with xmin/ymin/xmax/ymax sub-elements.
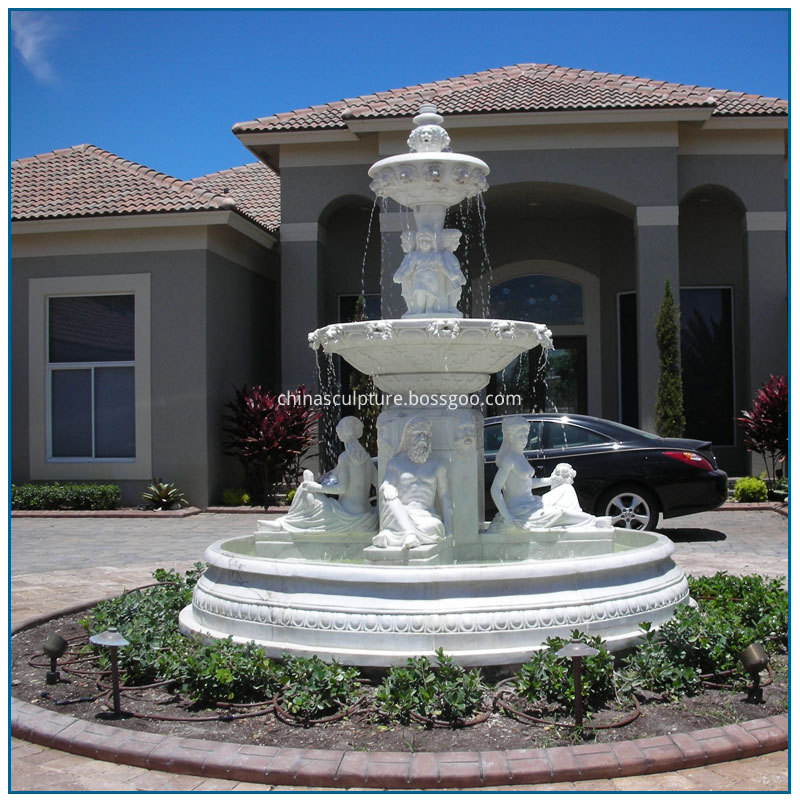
<box><xmin>556</xmin><ymin>640</ymin><xmax>600</xmax><ymax>727</ymax></box>
<box><xmin>89</xmin><ymin>627</ymin><xmax>129</xmax><ymax>714</ymax></box>
<box><xmin>740</xmin><ymin>642</ymin><xmax>769</xmax><ymax>703</ymax></box>
<box><xmin>42</xmin><ymin>631</ymin><xmax>68</xmax><ymax>685</ymax></box>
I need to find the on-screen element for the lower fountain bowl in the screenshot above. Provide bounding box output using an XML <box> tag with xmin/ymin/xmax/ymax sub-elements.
<box><xmin>179</xmin><ymin>530</ymin><xmax>690</xmax><ymax>668</ymax></box>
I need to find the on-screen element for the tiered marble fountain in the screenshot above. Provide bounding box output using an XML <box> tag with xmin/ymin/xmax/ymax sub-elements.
<box><xmin>179</xmin><ymin>107</ymin><xmax>690</xmax><ymax>667</ymax></box>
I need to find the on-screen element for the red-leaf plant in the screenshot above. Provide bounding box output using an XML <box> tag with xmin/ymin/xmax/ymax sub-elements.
<box><xmin>737</xmin><ymin>374</ymin><xmax>788</xmax><ymax>490</ymax></box>
<box><xmin>223</xmin><ymin>385</ymin><xmax>320</xmax><ymax>509</ymax></box>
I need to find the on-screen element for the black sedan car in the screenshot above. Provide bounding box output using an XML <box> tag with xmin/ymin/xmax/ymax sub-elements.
<box><xmin>483</xmin><ymin>413</ymin><xmax>728</xmax><ymax>530</ymax></box>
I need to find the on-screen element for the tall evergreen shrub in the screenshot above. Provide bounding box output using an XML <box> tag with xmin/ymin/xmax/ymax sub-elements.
<box><xmin>654</xmin><ymin>279</ymin><xmax>685</xmax><ymax>437</ymax></box>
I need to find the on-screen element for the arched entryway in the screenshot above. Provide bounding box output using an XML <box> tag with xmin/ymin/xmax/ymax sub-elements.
<box><xmin>479</xmin><ymin>260</ymin><xmax>601</xmax><ymax>415</ymax></box>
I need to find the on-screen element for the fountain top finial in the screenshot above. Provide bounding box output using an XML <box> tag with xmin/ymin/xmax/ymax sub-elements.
<box><xmin>408</xmin><ymin>104</ymin><xmax>450</xmax><ymax>153</ymax></box>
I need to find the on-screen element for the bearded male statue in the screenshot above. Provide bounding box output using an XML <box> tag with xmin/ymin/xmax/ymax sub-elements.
<box><xmin>372</xmin><ymin>416</ymin><xmax>452</xmax><ymax>549</ymax></box>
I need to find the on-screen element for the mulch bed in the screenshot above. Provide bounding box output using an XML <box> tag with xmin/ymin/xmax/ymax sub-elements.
<box><xmin>11</xmin><ymin>610</ymin><xmax>787</xmax><ymax>754</ymax></box>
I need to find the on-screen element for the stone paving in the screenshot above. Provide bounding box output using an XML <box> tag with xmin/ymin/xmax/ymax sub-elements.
<box><xmin>9</xmin><ymin>508</ymin><xmax>789</xmax><ymax>791</ymax></box>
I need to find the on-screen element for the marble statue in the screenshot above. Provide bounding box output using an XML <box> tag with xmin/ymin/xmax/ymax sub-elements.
<box><xmin>488</xmin><ymin>416</ymin><xmax>551</xmax><ymax>531</ymax></box>
<box><xmin>373</xmin><ymin>416</ymin><xmax>453</xmax><ymax>548</ymax></box>
<box><xmin>488</xmin><ymin>418</ymin><xmax>613</xmax><ymax>533</ymax></box>
<box><xmin>258</xmin><ymin>416</ymin><xmax>378</xmax><ymax>534</ymax></box>
<box><xmin>394</xmin><ymin>229</ymin><xmax>465</xmax><ymax>316</ymax></box>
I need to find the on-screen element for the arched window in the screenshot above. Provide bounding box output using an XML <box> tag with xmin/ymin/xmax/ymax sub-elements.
<box><xmin>489</xmin><ymin>275</ymin><xmax>583</xmax><ymax>326</ymax></box>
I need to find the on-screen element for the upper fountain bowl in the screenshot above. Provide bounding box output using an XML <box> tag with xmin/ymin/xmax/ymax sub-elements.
<box><xmin>368</xmin><ymin>152</ymin><xmax>489</xmax><ymax>210</ymax></box>
<box><xmin>368</xmin><ymin>106</ymin><xmax>489</xmax><ymax>211</ymax></box>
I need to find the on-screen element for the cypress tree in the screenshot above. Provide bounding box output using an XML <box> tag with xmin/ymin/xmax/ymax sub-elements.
<box><xmin>654</xmin><ymin>279</ymin><xmax>686</xmax><ymax>437</ymax></box>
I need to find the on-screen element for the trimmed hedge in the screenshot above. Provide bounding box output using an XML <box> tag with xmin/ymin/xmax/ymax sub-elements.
<box><xmin>10</xmin><ymin>482</ymin><xmax>121</xmax><ymax>510</ymax></box>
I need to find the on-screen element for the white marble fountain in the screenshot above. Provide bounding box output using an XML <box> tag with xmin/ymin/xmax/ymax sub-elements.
<box><xmin>179</xmin><ymin>107</ymin><xmax>690</xmax><ymax>667</ymax></box>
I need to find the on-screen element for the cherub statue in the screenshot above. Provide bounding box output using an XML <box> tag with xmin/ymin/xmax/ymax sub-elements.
<box><xmin>393</xmin><ymin>229</ymin><xmax>465</xmax><ymax>316</ymax></box>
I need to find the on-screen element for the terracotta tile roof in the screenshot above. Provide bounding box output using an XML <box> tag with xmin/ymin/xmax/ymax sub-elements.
<box><xmin>191</xmin><ymin>161</ymin><xmax>280</xmax><ymax>232</ymax></box>
<box><xmin>10</xmin><ymin>144</ymin><xmax>279</xmax><ymax>233</ymax></box>
<box><xmin>233</xmin><ymin>63</ymin><xmax>787</xmax><ymax>134</ymax></box>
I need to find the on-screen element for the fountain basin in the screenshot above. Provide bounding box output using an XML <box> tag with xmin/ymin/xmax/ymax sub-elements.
<box><xmin>308</xmin><ymin>318</ymin><xmax>552</xmax><ymax>396</ymax></box>
<box><xmin>178</xmin><ymin>529</ymin><xmax>690</xmax><ymax>668</ymax></box>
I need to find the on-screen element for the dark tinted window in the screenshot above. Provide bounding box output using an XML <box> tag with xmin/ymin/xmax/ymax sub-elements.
<box><xmin>542</xmin><ymin>421</ymin><xmax>610</xmax><ymax>449</ymax></box>
<box><xmin>484</xmin><ymin>420</ymin><xmax>541</xmax><ymax>454</ymax></box>
<box><xmin>49</xmin><ymin>295</ymin><xmax>134</xmax><ymax>363</ymax></box>
<box><xmin>680</xmin><ymin>287</ymin><xmax>734</xmax><ymax>446</ymax></box>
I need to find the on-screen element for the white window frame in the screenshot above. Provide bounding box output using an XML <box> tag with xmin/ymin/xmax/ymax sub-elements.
<box><xmin>29</xmin><ymin>274</ymin><xmax>152</xmax><ymax>480</ymax></box>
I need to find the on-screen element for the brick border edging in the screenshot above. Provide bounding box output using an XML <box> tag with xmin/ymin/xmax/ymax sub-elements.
<box><xmin>9</xmin><ymin>700</ymin><xmax>787</xmax><ymax>788</ymax></box>
<box><xmin>11</xmin><ymin>507</ymin><xmax>203</xmax><ymax>519</ymax></box>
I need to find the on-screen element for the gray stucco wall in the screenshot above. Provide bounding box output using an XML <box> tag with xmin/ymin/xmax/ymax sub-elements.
<box><xmin>11</xmin><ymin>250</ymin><xmax>210</xmax><ymax>505</ymax></box>
<box><xmin>205</xmin><ymin>252</ymin><xmax>278</xmax><ymax>505</ymax></box>
<box><xmin>11</xmin><ymin>242</ymin><xmax>279</xmax><ymax>508</ymax></box>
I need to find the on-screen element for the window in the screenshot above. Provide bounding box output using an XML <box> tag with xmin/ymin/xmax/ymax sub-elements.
<box><xmin>679</xmin><ymin>287</ymin><xmax>735</xmax><ymax>446</ymax></box>
<box><xmin>542</xmin><ymin>422</ymin><xmax>610</xmax><ymax>450</ymax></box>
<box><xmin>483</xmin><ymin>420</ymin><xmax>541</xmax><ymax>454</ymax></box>
<box><xmin>29</xmin><ymin>274</ymin><xmax>151</xmax><ymax>480</ymax></box>
<box><xmin>48</xmin><ymin>295</ymin><xmax>135</xmax><ymax>460</ymax></box>
<box><xmin>490</xmin><ymin>275</ymin><xmax>583</xmax><ymax>326</ymax></box>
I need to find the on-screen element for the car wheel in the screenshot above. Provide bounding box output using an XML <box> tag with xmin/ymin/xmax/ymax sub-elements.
<box><xmin>599</xmin><ymin>486</ymin><xmax>659</xmax><ymax>531</ymax></box>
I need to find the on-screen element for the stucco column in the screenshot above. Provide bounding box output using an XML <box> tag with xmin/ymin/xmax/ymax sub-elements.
<box><xmin>744</xmin><ymin>212</ymin><xmax>787</xmax><ymax>397</ymax></box>
<box><xmin>279</xmin><ymin>222</ymin><xmax>326</xmax><ymax>391</ymax></box>
<box><xmin>635</xmin><ymin>206</ymin><xmax>680</xmax><ymax>433</ymax></box>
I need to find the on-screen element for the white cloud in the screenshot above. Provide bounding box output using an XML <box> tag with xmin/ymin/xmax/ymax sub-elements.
<box><xmin>10</xmin><ymin>11</ymin><xmax>62</xmax><ymax>84</ymax></box>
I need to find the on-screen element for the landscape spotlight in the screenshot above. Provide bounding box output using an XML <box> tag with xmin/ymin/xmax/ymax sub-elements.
<box><xmin>42</xmin><ymin>631</ymin><xmax>69</xmax><ymax>685</ymax></box>
<box><xmin>556</xmin><ymin>640</ymin><xmax>600</xmax><ymax>728</ymax></box>
<box><xmin>740</xmin><ymin>642</ymin><xmax>770</xmax><ymax>703</ymax></box>
<box><xmin>89</xmin><ymin>627</ymin><xmax>130</xmax><ymax>715</ymax></box>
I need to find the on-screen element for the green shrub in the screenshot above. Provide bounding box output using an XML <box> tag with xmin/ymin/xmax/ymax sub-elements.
<box><xmin>376</xmin><ymin>649</ymin><xmax>485</xmax><ymax>725</ymax></box>
<box><xmin>514</xmin><ymin>632</ymin><xmax>615</xmax><ymax>712</ymax></box>
<box><xmin>141</xmin><ymin>478</ymin><xmax>188</xmax><ymax>510</ymax></box>
<box><xmin>733</xmin><ymin>476</ymin><xmax>768</xmax><ymax>503</ymax></box>
<box><xmin>180</xmin><ymin>638</ymin><xmax>283</xmax><ymax>705</ymax></box>
<box><xmin>10</xmin><ymin>482</ymin><xmax>121</xmax><ymax>510</ymax></box>
<box><xmin>221</xmin><ymin>487</ymin><xmax>251</xmax><ymax>506</ymax></box>
<box><xmin>80</xmin><ymin>564</ymin><xmax>204</xmax><ymax>685</ymax></box>
<box><xmin>285</xmin><ymin>488</ymin><xmax>296</xmax><ymax>504</ymax></box>
<box><xmin>618</xmin><ymin>621</ymin><xmax>700</xmax><ymax>699</ymax></box>
<box><xmin>279</xmin><ymin>655</ymin><xmax>361</xmax><ymax>721</ymax></box>
<box><xmin>689</xmin><ymin>573</ymin><xmax>788</xmax><ymax>645</ymax></box>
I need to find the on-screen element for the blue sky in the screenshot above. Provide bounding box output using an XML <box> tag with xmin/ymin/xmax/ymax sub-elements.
<box><xmin>9</xmin><ymin>8</ymin><xmax>790</xmax><ymax>181</ymax></box>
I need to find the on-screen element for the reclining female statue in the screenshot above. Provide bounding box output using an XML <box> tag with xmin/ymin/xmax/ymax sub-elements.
<box><xmin>258</xmin><ymin>416</ymin><xmax>378</xmax><ymax>535</ymax></box>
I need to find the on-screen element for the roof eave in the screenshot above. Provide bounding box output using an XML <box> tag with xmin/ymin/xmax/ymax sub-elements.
<box><xmin>11</xmin><ymin>209</ymin><xmax>278</xmax><ymax>249</ymax></box>
<box><xmin>237</xmin><ymin>106</ymin><xmax>719</xmax><ymax>147</ymax></box>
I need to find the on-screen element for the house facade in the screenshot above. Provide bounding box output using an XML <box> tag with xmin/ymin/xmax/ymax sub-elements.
<box><xmin>11</xmin><ymin>147</ymin><xmax>281</xmax><ymax>506</ymax></box>
<box><xmin>10</xmin><ymin>64</ymin><xmax>787</xmax><ymax>505</ymax></box>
